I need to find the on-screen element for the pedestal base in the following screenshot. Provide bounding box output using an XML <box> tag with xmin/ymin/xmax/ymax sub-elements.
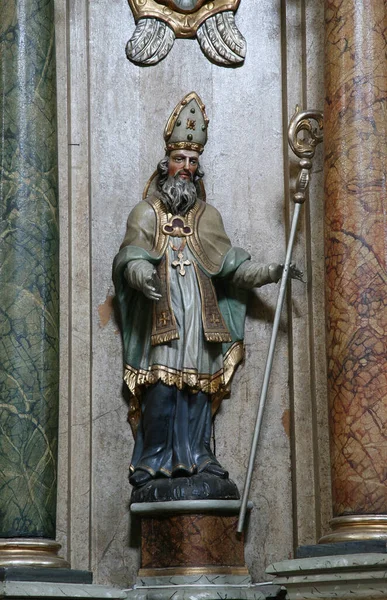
<box><xmin>319</xmin><ymin>516</ymin><xmax>387</xmax><ymax>544</ymax></box>
<box><xmin>0</xmin><ymin>539</ymin><xmax>69</xmax><ymax>568</ymax></box>
<box><xmin>266</xmin><ymin>553</ymin><xmax>387</xmax><ymax>599</ymax></box>
<box><xmin>131</xmin><ymin>473</ymin><xmax>240</xmax><ymax>504</ymax></box>
<box><xmin>130</xmin><ymin>497</ymin><xmax>260</xmax><ymax>600</ymax></box>
<box><xmin>133</xmin><ymin>500</ymin><xmax>250</xmax><ymax>574</ymax></box>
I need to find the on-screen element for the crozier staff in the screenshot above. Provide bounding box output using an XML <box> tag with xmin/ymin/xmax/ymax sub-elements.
<box><xmin>113</xmin><ymin>92</ymin><xmax>301</xmax><ymax>488</ymax></box>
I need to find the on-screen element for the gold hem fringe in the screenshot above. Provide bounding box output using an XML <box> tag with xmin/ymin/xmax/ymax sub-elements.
<box><xmin>151</xmin><ymin>331</ymin><xmax>180</xmax><ymax>346</ymax></box>
<box><xmin>204</xmin><ymin>332</ymin><xmax>232</xmax><ymax>343</ymax></box>
<box><xmin>125</xmin><ymin>341</ymin><xmax>244</xmax><ymax>436</ymax></box>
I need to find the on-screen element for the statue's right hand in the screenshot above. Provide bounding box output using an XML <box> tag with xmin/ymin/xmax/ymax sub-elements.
<box><xmin>124</xmin><ymin>261</ymin><xmax>162</xmax><ymax>300</ymax></box>
<box><xmin>142</xmin><ymin>272</ymin><xmax>162</xmax><ymax>301</ymax></box>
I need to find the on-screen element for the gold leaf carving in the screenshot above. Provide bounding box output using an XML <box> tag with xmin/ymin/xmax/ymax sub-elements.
<box><xmin>127</xmin><ymin>0</ymin><xmax>240</xmax><ymax>37</ymax></box>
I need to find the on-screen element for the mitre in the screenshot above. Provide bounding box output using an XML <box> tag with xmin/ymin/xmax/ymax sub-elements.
<box><xmin>164</xmin><ymin>92</ymin><xmax>209</xmax><ymax>155</ymax></box>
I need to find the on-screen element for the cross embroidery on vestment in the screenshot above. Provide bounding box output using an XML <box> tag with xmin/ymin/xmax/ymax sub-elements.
<box><xmin>158</xmin><ymin>311</ymin><xmax>170</xmax><ymax>327</ymax></box>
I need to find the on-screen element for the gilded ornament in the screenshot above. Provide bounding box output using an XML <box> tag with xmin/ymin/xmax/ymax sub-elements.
<box><xmin>125</xmin><ymin>0</ymin><xmax>246</xmax><ymax>66</ymax></box>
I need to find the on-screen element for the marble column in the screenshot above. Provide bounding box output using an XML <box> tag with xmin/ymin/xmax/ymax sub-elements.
<box><xmin>0</xmin><ymin>0</ymin><xmax>67</xmax><ymax>566</ymax></box>
<box><xmin>322</xmin><ymin>0</ymin><xmax>387</xmax><ymax>542</ymax></box>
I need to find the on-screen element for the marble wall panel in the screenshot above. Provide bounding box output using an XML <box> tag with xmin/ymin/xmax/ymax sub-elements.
<box><xmin>283</xmin><ymin>0</ymin><xmax>317</xmax><ymax>551</ymax></box>
<box><xmin>55</xmin><ymin>0</ymin><xmax>93</xmax><ymax>571</ymax></box>
<box><xmin>88</xmin><ymin>0</ymin><xmax>142</xmax><ymax>587</ymax></box>
<box><xmin>55</xmin><ymin>0</ymin><xmax>326</xmax><ymax>588</ymax></box>
<box><xmin>284</xmin><ymin>0</ymin><xmax>331</xmax><ymax>548</ymax></box>
<box><xmin>55</xmin><ymin>0</ymin><xmax>69</xmax><ymax>560</ymax></box>
<box><xmin>304</xmin><ymin>0</ymin><xmax>331</xmax><ymax>540</ymax></box>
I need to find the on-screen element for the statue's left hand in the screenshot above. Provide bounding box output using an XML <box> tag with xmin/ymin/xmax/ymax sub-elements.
<box><xmin>269</xmin><ymin>263</ymin><xmax>305</xmax><ymax>283</ymax></box>
<box><xmin>288</xmin><ymin>264</ymin><xmax>304</xmax><ymax>282</ymax></box>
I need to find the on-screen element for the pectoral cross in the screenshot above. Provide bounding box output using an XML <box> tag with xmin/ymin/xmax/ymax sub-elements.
<box><xmin>172</xmin><ymin>252</ymin><xmax>191</xmax><ymax>276</ymax></box>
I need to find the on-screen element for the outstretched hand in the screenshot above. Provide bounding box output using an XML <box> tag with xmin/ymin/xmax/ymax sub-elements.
<box><xmin>288</xmin><ymin>263</ymin><xmax>304</xmax><ymax>282</ymax></box>
<box><xmin>142</xmin><ymin>271</ymin><xmax>162</xmax><ymax>301</ymax></box>
<box><xmin>270</xmin><ymin>263</ymin><xmax>305</xmax><ymax>283</ymax></box>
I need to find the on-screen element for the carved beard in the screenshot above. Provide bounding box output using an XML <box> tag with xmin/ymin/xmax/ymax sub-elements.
<box><xmin>159</xmin><ymin>175</ymin><xmax>198</xmax><ymax>216</ymax></box>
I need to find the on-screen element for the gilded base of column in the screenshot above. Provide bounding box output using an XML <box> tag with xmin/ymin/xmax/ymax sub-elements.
<box><xmin>0</xmin><ymin>539</ymin><xmax>70</xmax><ymax>568</ymax></box>
<box><xmin>319</xmin><ymin>515</ymin><xmax>387</xmax><ymax>543</ymax></box>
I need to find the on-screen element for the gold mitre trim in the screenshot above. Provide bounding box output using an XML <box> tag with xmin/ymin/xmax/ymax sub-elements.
<box><xmin>164</xmin><ymin>91</ymin><xmax>209</xmax><ymax>155</ymax></box>
<box><xmin>167</xmin><ymin>141</ymin><xmax>204</xmax><ymax>153</ymax></box>
<box><xmin>127</xmin><ymin>0</ymin><xmax>241</xmax><ymax>39</ymax></box>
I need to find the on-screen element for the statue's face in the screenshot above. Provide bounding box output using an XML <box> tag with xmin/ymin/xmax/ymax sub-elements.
<box><xmin>168</xmin><ymin>150</ymin><xmax>199</xmax><ymax>180</ymax></box>
<box><xmin>155</xmin><ymin>0</ymin><xmax>209</xmax><ymax>13</ymax></box>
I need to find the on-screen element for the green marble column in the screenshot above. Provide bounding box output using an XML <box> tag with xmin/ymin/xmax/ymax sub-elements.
<box><xmin>0</xmin><ymin>0</ymin><xmax>59</xmax><ymax>541</ymax></box>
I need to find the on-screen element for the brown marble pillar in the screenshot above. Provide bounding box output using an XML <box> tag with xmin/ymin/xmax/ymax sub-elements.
<box><xmin>322</xmin><ymin>0</ymin><xmax>387</xmax><ymax>542</ymax></box>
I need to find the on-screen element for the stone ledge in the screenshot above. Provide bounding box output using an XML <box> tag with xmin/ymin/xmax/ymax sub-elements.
<box><xmin>0</xmin><ymin>568</ymin><xmax>92</xmax><ymax>584</ymax></box>
<box><xmin>0</xmin><ymin>581</ymin><xmax>126</xmax><ymax>599</ymax></box>
<box><xmin>135</xmin><ymin>572</ymin><xmax>252</xmax><ymax>586</ymax></box>
<box><xmin>125</xmin><ymin>583</ymin><xmax>285</xmax><ymax>600</ymax></box>
<box><xmin>131</xmin><ymin>499</ymin><xmax>253</xmax><ymax>516</ymax></box>
<box><xmin>266</xmin><ymin>553</ymin><xmax>387</xmax><ymax>600</ymax></box>
<box><xmin>267</xmin><ymin>553</ymin><xmax>387</xmax><ymax>575</ymax></box>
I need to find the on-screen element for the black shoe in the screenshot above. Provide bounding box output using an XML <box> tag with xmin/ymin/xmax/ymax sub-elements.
<box><xmin>172</xmin><ymin>467</ymin><xmax>195</xmax><ymax>478</ymax></box>
<box><xmin>201</xmin><ymin>463</ymin><xmax>229</xmax><ymax>479</ymax></box>
<box><xmin>129</xmin><ymin>469</ymin><xmax>153</xmax><ymax>487</ymax></box>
